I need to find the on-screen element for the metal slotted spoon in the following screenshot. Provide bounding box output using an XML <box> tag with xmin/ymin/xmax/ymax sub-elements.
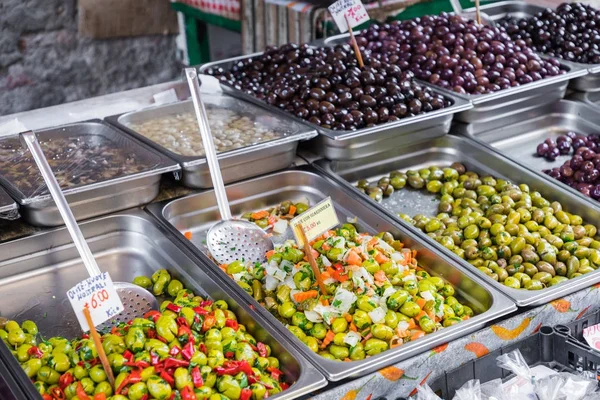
<box><xmin>185</xmin><ymin>68</ymin><xmax>274</xmax><ymax>265</ymax></box>
<box><xmin>20</xmin><ymin>131</ymin><xmax>158</xmax><ymax>329</ymax></box>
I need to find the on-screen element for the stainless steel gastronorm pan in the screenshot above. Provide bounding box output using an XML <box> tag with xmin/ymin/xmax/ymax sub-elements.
<box><xmin>0</xmin><ymin>211</ymin><xmax>326</xmax><ymax>400</ymax></box>
<box><xmin>0</xmin><ymin>120</ymin><xmax>180</xmax><ymax>227</ymax></box>
<box><xmin>322</xmin><ymin>22</ymin><xmax>588</xmax><ymax>135</ymax></box>
<box><xmin>316</xmin><ymin>135</ymin><xmax>600</xmax><ymax>307</ymax></box>
<box><xmin>0</xmin><ymin>186</ymin><xmax>18</xmax><ymax>220</ymax></box>
<box><xmin>464</xmin><ymin>1</ymin><xmax>600</xmax><ymax>93</ymax></box>
<box><xmin>198</xmin><ymin>56</ymin><xmax>473</xmax><ymax>160</ymax></box>
<box><xmin>457</xmin><ymin>100</ymin><xmax>600</xmax><ymax>210</ymax></box>
<box><xmin>107</xmin><ymin>97</ymin><xmax>317</xmax><ymax>188</ymax></box>
<box><xmin>146</xmin><ymin>167</ymin><xmax>516</xmax><ymax>381</ymax></box>
<box><xmin>570</xmin><ymin>91</ymin><xmax>600</xmax><ymax>113</ymax></box>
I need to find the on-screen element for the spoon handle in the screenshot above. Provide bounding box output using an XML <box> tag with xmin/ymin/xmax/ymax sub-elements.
<box><xmin>20</xmin><ymin>131</ymin><xmax>102</xmax><ymax>277</ymax></box>
<box><xmin>185</xmin><ymin>68</ymin><xmax>233</xmax><ymax>221</ymax></box>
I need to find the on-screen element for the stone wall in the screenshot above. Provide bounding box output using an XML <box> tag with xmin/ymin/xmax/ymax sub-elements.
<box><xmin>0</xmin><ymin>0</ymin><xmax>180</xmax><ymax>115</ymax></box>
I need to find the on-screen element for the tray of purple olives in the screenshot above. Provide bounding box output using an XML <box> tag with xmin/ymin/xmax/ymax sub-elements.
<box><xmin>200</xmin><ymin>45</ymin><xmax>472</xmax><ymax>160</ymax></box>
<box><xmin>322</xmin><ymin>12</ymin><xmax>588</xmax><ymax>135</ymax></box>
<box><xmin>458</xmin><ymin>99</ymin><xmax>600</xmax><ymax>208</ymax></box>
<box><xmin>493</xmin><ymin>1</ymin><xmax>600</xmax><ymax>92</ymax></box>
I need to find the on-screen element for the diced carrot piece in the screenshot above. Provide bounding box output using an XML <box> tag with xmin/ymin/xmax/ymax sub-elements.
<box><xmin>267</xmin><ymin>216</ymin><xmax>277</xmax><ymax>226</ymax></box>
<box><xmin>407</xmin><ymin>319</ymin><xmax>417</xmax><ymax>330</ymax></box>
<box><xmin>346</xmin><ymin>250</ymin><xmax>362</xmax><ymax>266</ymax></box>
<box><xmin>321</xmin><ymin>330</ymin><xmax>335</xmax><ymax>349</ymax></box>
<box><xmin>344</xmin><ymin>314</ymin><xmax>353</xmax><ymax>322</ymax></box>
<box><xmin>251</xmin><ymin>210</ymin><xmax>270</xmax><ymax>220</ymax></box>
<box><xmin>289</xmin><ymin>205</ymin><xmax>297</xmax><ymax>215</ymax></box>
<box><xmin>415</xmin><ymin>311</ymin><xmax>428</xmax><ymax>321</ymax></box>
<box><xmin>293</xmin><ymin>290</ymin><xmax>318</xmax><ymax>303</ymax></box>
<box><xmin>265</xmin><ymin>250</ymin><xmax>276</xmax><ymax>259</ymax></box>
<box><xmin>349</xmin><ymin>322</ymin><xmax>358</xmax><ymax>332</ymax></box>
<box><xmin>396</xmin><ymin>329</ymin><xmax>410</xmax><ymax>338</ymax></box>
<box><xmin>390</xmin><ymin>338</ymin><xmax>404</xmax><ymax>348</ymax></box>
<box><xmin>416</xmin><ymin>298</ymin><xmax>427</xmax><ymax>309</ymax></box>
<box><xmin>410</xmin><ymin>330</ymin><xmax>426</xmax><ymax>341</ymax></box>
<box><xmin>321</xmin><ymin>298</ymin><xmax>329</xmax><ymax>306</ymax></box>
<box><xmin>184</xmin><ymin>231</ymin><xmax>193</xmax><ymax>240</ymax></box>
<box><xmin>374</xmin><ymin>270</ymin><xmax>387</xmax><ymax>282</ymax></box>
<box><xmin>322</xmin><ymin>243</ymin><xmax>331</xmax><ymax>251</ymax></box>
<box><xmin>375</xmin><ymin>252</ymin><xmax>389</xmax><ymax>264</ymax></box>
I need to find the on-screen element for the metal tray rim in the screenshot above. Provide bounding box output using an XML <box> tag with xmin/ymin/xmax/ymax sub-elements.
<box><xmin>198</xmin><ymin>57</ymin><xmax>473</xmax><ymax>140</ymax></box>
<box><xmin>107</xmin><ymin>98</ymin><xmax>318</xmax><ymax>168</ymax></box>
<box><xmin>314</xmin><ymin>136</ymin><xmax>600</xmax><ymax>307</ymax></box>
<box><xmin>145</xmin><ymin>166</ymin><xmax>516</xmax><ymax>381</ymax></box>
<box><xmin>0</xmin><ymin>120</ymin><xmax>181</xmax><ymax>205</ymax></box>
<box><xmin>0</xmin><ymin>209</ymin><xmax>328</xmax><ymax>399</ymax></box>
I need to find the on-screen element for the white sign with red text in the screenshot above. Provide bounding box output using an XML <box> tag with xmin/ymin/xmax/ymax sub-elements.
<box><xmin>328</xmin><ymin>0</ymin><xmax>370</xmax><ymax>33</ymax></box>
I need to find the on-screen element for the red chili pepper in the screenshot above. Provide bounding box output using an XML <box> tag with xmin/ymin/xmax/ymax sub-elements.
<box><xmin>214</xmin><ymin>365</ymin><xmax>239</xmax><ymax>376</ymax></box>
<box><xmin>267</xmin><ymin>366</ymin><xmax>283</xmax><ymax>381</ymax></box>
<box><xmin>163</xmin><ymin>357</ymin><xmax>189</xmax><ymax>369</ymax></box>
<box><xmin>193</xmin><ymin>307</ymin><xmax>209</xmax><ymax>315</ymax></box>
<box><xmin>199</xmin><ymin>343</ymin><xmax>207</xmax><ymax>354</ymax></box>
<box><xmin>157</xmin><ymin>336</ymin><xmax>168</xmax><ymax>344</ymax></box>
<box><xmin>178</xmin><ymin>324</ymin><xmax>192</xmax><ymax>339</ymax></box>
<box><xmin>191</xmin><ymin>366</ymin><xmax>204</xmax><ymax>388</ymax></box>
<box><xmin>88</xmin><ymin>358</ymin><xmax>99</xmax><ymax>367</ymax></box>
<box><xmin>160</xmin><ymin>370</ymin><xmax>175</xmax><ymax>386</ymax></box>
<box><xmin>180</xmin><ymin>386</ymin><xmax>196</xmax><ymax>400</ymax></box>
<box><xmin>247</xmin><ymin>342</ymin><xmax>258</xmax><ymax>351</ymax></box>
<box><xmin>225</xmin><ymin>319</ymin><xmax>239</xmax><ymax>331</ymax></box>
<box><xmin>124</xmin><ymin>360</ymin><xmax>150</xmax><ymax>369</ymax></box>
<box><xmin>237</xmin><ymin>360</ymin><xmax>254</xmax><ymax>376</ymax></box>
<box><xmin>169</xmin><ymin>345</ymin><xmax>181</xmax><ymax>357</ymax></box>
<box><xmin>199</xmin><ymin>300</ymin><xmax>213</xmax><ymax>307</ymax></box>
<box><xmin>116</xmin><ymin>370</ymin><xmax>142</xmax><ymax>395</ymax></box>
<box><xmin>27</xmin><ymin>346</ymin><xmax>44</xmax><ymax>358</ymax></box>
<box><xmin>202</xmin><ymin>315</ymin><xmax>216</xmax><ymax>332</ymax></box>
<box><xmin>257</xmin><ymin>342</ymin><xmax>268</xmax><ymax>358</ymax></box>
<box><xmin>224</xmin><ymin>351</ymin><xmax>234</xmax><ymax>358</ymax></box>
<box><xmin>144</xmin><ymin>310</ymin><xmax>162</xmax><ymax>322</ymax></box>
<box><xmin>166</xmin><ymin>303</ymin><xmax>182</xmax><ymax>313</ymax></box>
<box><xmin>248</xmin><ymin>375</ymin><xmax>259</xmax><ymax>384</ymax></box>
<box><xmin>76</xmin><ymin>383</ymin><xmax>91</xmax><ymax>400</ymax></box>
<box><xmin>333</xmin><ymin>263</ymin><xmax>343</xmax><ymax>271</ymax></box>
<box><xmin>147</xmin><ymin>329</ymin><xmax>156</xmax><ymax>339</ymax></box>
<box><xmin>240</xmin><ymin>388</ymin><xmax>252</xmax><ymax>400</ymax></box>
<box><xmin>181</xmin><ymin>342</ymin><xmax>195</xmax><ymax>361</ymax></box>
<box><xmin>154</xmin><ymin>363</ymin><xmax>164</xmax><ymax>373</ymax></box>
<box><xmin>138</xmin><ymin>396</ymin><xmax>148</xmax><ymax>400</ymax></box>
<box><xmin>93</xmin><ymin>394</ymin><xmax>107</xmax><ymax>400</ymax></box>
<box><xmin>123</xmin><ymin>350</ymin><xmax>134</xmax><ymax>363</ymax></box>
<box><xmin>150</xmin><ymin>352</ymin><xmax>160</xmax><ymax>366</ymax></box>
<box><xmin>82</xmin><ymin>333</ymin><xmax>89</xmax><ymax>339</ymax></box>
<box><xmin>42</xmin><ymin>395</ymin><xmax>53</xmax><ymax>400</ymax></box>
<box><xmin>176</xmin><ymin>317</ymin><xmax>189</xmax><ymax>327</ymax></box>
<box><xmin>50</xmin><ymin>387</ymin><xmax>66</xmax><ymax>400</ymax></box>
<box><xmin>280</xmin><ymin>382</ymin><xmax>290</xmax><ymax>390</ymax></box>
<box><xmin>58</xmin><ymin>372</ymin><xmax>74</xmax><ymax>389</ymax></box>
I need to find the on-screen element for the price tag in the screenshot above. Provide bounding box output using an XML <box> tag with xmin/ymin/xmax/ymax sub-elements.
<box><xmin>583</xmin><ymin>323</ymin><xmax>600</xmax><ymax>351</ymax></box>
<box><xmin>67</xmin><ymin>272</ymin><xmax>124</xmax><ymax>332</ymax></box>
<box><xmin>291</xmin><ymin>197</ymin><xmax>340</xmax><ymax>246</ymax></box>
<box><xmin>328</xmin><ymin>0</ymin><xmax>370</xmax><ymax>33</ymax></box>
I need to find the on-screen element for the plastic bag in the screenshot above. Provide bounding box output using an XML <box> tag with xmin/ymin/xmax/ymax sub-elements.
<box><xmin>496</xmin><ymin>350</ymin><xmax>537</xmax><ymax>400</ymax></box>
<box><xmin>453</xmin><ymin>380</ymin><xmax>481</xmax><ymax>400</ymax></box>
<box><xmin>452</xmin><ymin>378</ymin><xmax>509</xmax><ymax>400</ymax></box>
<box><xmin>410</xmin><ymin>384</ymin><xmax>443</xmax><ymax>400</ymax></box>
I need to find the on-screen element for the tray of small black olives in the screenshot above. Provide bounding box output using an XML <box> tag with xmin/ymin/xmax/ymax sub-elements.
<box><xmin>316</xmin><ymin>135</ymin><xmax>600</xmax><ymax>307</ymax></box>
<box><xmin>200</xmin><ymin>44</ymin><xmax>472</xmax><ymax>160</ymax></box>
<box><xmin>322</xmin><ymin>12</ymin><xmax>588</xmax><ymax>135</ymax></box>
<box><xmin>493</xmin><ymin>1</ymin><xmax>600</xmax><ymax>92</ymax></box>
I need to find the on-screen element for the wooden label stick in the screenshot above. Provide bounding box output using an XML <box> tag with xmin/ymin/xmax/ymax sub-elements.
<box><xmin>298</xmin><ymin>224</ymin><xmax>328</xmax><ymax>295</ymax></box>
<box><xmin>475</xmin><ymin>0</ymin><xmax>482</xmax><ymax>25</ymax></box>
<box><xmin>345</xmin><ymin>15</ymin><xmax>364</xmax><ymax>68</ymax></box>
<box><xmin>83</xmin><ymin>307</ymin><xmax>115</xmax><ymax>388</ymax></box>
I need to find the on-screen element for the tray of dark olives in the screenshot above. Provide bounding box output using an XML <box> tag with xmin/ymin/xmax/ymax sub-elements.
<box><xmin>491</xmin><ymin>1</ymin><xmax>600</xmax><ymax>92</ymax></box>
<box><xmin>458</xmin><ymin>100</ymin><xmax>600</xmax><ymax>208</ymax></box>
<box><xmin>0</xmin><ymin>210</ymin><xmax>327</xmax><ymax>399</ymax></box>
<box><xmin>146</xmin><ymin>166</ymin><xmax>516</xmax><ymax>381</ymax></box>
<box><xmin>322</xmin><ymin>12</ymin><xmax>588</xmax><ymax>135</ymax></box>
<box><xmin>0</xmin><ymin>120</ymin><xmax>180</xmax><ymax>227</ymax></box>
<box><xmin>200</xmin><ymin>46</ymin><xmax>472</xmax><ymax>160</ymax></box>
<box><xmin>316</xmin><ymin>135</ymin><xmax>600</xmax><ymax>307</ymax></box>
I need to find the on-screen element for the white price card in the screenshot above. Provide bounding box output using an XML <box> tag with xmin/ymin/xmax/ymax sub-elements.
<box><xmin>328</xmin><ymin>0</ymin><xmax>370</xmax><ymax>33</ymax></box>
<box><xmin>290</xmin><ymin>197</ymin><xmax>340</xmax><ymax>246</ymax></box>
<box><xmin>67</xmin><ymin>272</ymin><xmax>124</xmax><ymax>332</ymax></box>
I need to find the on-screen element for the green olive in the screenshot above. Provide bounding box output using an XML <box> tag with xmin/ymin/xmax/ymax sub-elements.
<box><xmin>329</xmin><ymin>344</ymin><xmax>350</xmax><ymax>360</ymax></box>
<box><xmin>331</xmin><ymin>317</ymin><xmax>348</xmax><ymax>334</ymax></box>
<box><xmin>133</xmin><ymin>276</ymin><xmax>153</xmax><ymax>289</ymax></box>
<box><xmin>400</xmin><ymin>301</ymin><xmax>420</xmax><ymax>318</ymax></box>
<box><xmin>364</xmin><ymin>338</ymin><xmax>389</xmax><ymax>356</ymax></box>
<box><xmin>147</xmin><ymin>376</ymin><xmax>173</xmax><ymax>400</ymax></box>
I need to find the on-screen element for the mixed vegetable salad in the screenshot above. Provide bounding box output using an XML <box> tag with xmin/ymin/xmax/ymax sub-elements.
<box><xmin>221</xmin><ymin>223</ymin><xmax>473</xmax><ymax>361</ymax></box>
<box><xmin>2</xmin><ymin>270</ymin><xmax>288</xmax><ymax>400</ymax></box>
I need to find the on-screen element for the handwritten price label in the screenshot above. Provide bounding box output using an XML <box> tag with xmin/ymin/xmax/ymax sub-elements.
<box><xmin>291</xmin><ymin>197</ymin><xmax>340</xmax><ymax>246</ymax></box>
<box><xmin>67</xmin><ymin>272</ymin><xmax>123</xmax><ymax>332</ymax></box>
<box><xmin>583</xmin><ymin>324</ymin><xmax>600</xmax><ymax>351</ymax></box>
<box><xmin>328</xmin><ymin>0</ymin><xmax>370</xmax><ymax>33</ymax></box>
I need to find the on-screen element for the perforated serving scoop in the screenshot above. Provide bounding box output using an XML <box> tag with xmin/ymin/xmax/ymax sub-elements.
<box><xmin>19</xmin><ymin>131</ymin><xmax>159</xmax><ymax>327</ymax></box>
<box><xmin>185</xmin><ymin>68</ymin><xmax>274</xmax><ymax>265</ymax></box>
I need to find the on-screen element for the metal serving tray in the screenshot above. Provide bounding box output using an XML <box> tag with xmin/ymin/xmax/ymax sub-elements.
<box><xmin>0</xmin><ymin>120</ymin><xmax>180</xmax><ymax>227</ymax></box>
<box><xmin>464</xmin><ymin>1</ymin><xmax>600</xmax><ymax>93</ymax></box>
<box><xmin>569</xmin><ymin>90</ymin><xmax>600</xmax><ymax>113</ymax></box>
<box><xmin>322</xmin><ymin>29</ymin><xmax>588</xmax><ymax>136</ymax></box>
<box><xmin>316</xmin><ymin>135</ymin><xmax>600</xmax><ymax>307</ymax></box>
<box><xmin>0</xmin><ymin>186</ymin><xmax>18</xmax><ymax>220</ymax></box>
<box><xmin>0</xmin><ymin>210</ymin><xmax>326</xmax><ymax>400</ymax></box>
<box><xmin>198</xmin><ymin>56</ymin><xmax>473</xmax><ymax>160</ymax></box>
<box><xmin>146</xmin><ymin>167</ymin><xmax>516</xmax><ymax>381</ymax></box>
<box><xmin>107</xmin><ymin>96</ymin><xmax>317</xmax><ymax>188</ymax></box>
<box><xmin>457</xmin><ymin>100</ymin><xmax>600</xmax><ymax>210</ymax></box>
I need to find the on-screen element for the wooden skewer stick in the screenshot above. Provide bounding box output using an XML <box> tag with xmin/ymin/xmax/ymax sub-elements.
<box><xmin>475</xmin><ymin>0</ymin><xmax>482</xmax><ymax>25</ymax></box>
<box><xmin>298</xmin><ymin>225</ymin><xmax>328</xmax><ymax>295</ymax></box>
<box><xmin>83</xmin><ymin>307</ymin><xmax>115</xmax><ymax>388</ymax></box>
<box><xmin>345</xmin><ymin>15</ymin><xmax>364</xmax><ymax>68</ymax></box>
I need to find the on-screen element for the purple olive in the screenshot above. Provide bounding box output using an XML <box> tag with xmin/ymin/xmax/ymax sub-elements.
<box><xmin>546</xmin><ymin>147</ymin><xmax>560</xmax><ymax>161</ymax></box>
<box><xmin>537</xmin><ymin>143</ymin><xmax>550</xmax><ymax>156</ymax></box>
<box><xmin>592</xmin><ymin>184</ymin><xmax>600</xmax><ymax>200</ymax></box>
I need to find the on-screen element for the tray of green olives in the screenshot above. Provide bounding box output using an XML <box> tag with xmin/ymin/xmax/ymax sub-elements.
<box><xmin>146</xmin><ymin>166</ymin><xmax>515</xmax><ymax>381</ymax></box>
<box><xmin>0</xmin><ymin>210</ymin><xmax>326</xmax><ymax>400</ymax></box>
<box><xmin>317</xmin><ymin>135</ymin><xmax>600</xmax><ymax>307</ymax></box>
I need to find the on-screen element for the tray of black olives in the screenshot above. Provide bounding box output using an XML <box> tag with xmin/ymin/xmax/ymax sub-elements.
<box><xmin>200</xmin><ymin>45</ymin><xmax>472</xmax><ymax>161</ymax></box>
<box><xmin>322</xmin><ymin>12</ymin><xmax>588</xmax><ymax>135</ymax></box>
<box><xmin>493</xmin><ymin>1</ymin><xmax>600</xmax><ymax>92</ymax></box>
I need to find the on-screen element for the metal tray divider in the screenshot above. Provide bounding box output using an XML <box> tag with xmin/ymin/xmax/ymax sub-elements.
<box><xmin>313</xmin><ymin>136</ymin><xmax>600</xmax><ymax>307</ymax></box>
<box><xmin>145</xmin><ymin>165</ymin><xmax>516</xmax><ymax>381</ymax></box>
